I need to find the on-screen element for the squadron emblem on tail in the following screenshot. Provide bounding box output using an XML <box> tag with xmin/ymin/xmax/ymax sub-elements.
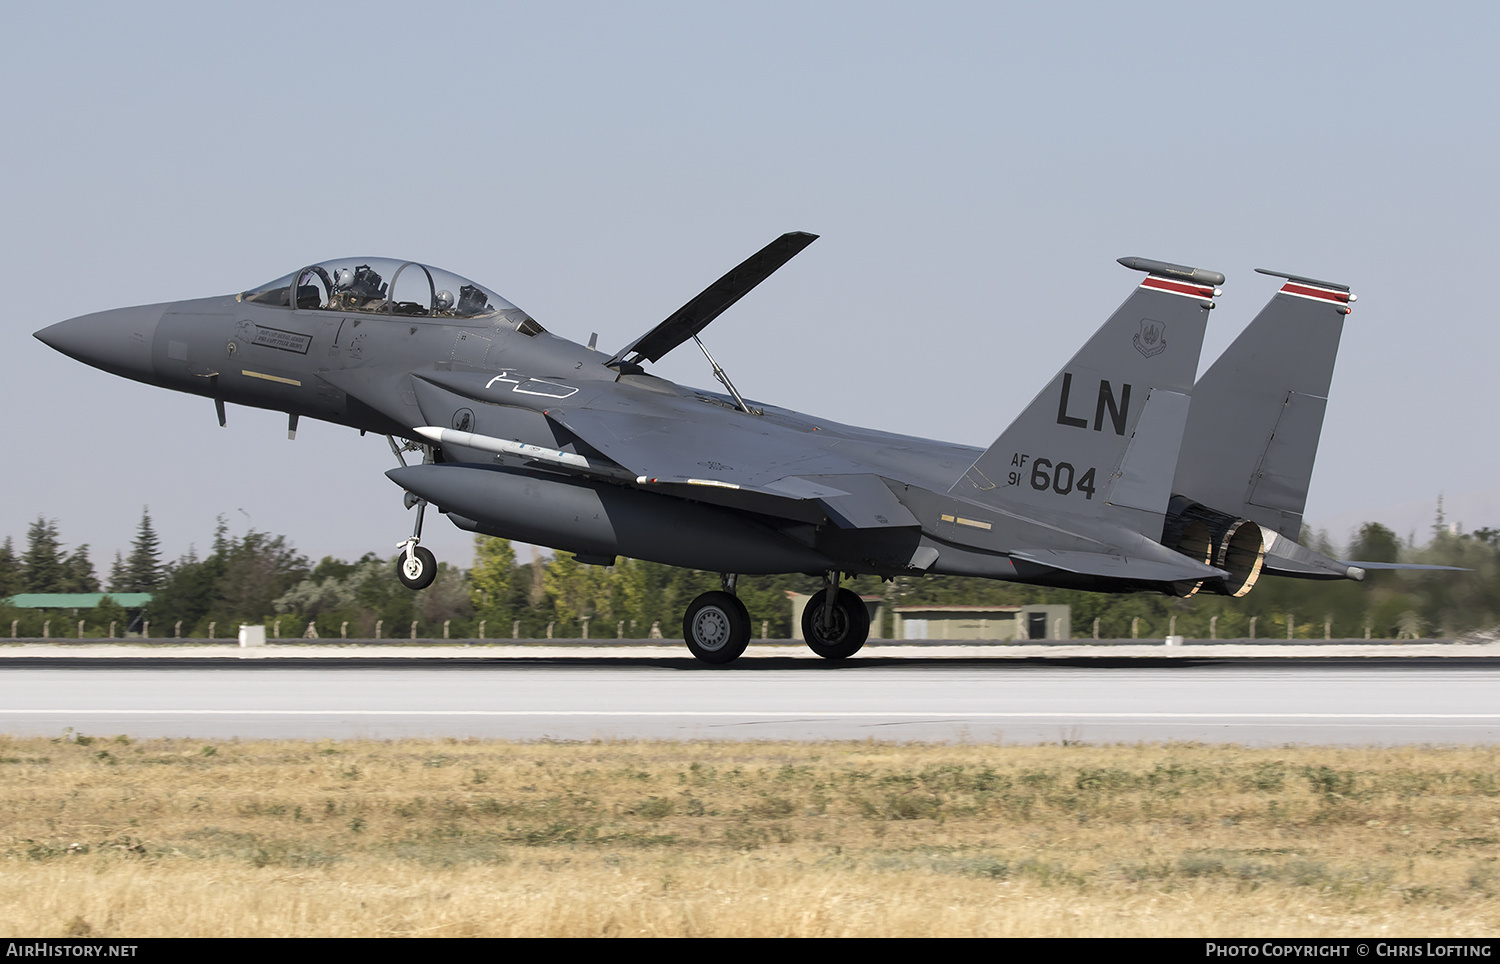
<box><xmin>1134</xmin><ymin>319</ymin><xmax>1167</xmax><ymax>357</ymax></box>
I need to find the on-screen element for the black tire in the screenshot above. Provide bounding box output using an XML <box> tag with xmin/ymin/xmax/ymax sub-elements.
<box><xmin>396</xmin><ymin>545</ymin><xmax>437</xmax><ymax>590</ymax></box>
<box><xmin>683</xmin><ymin>591</ymin><xmax>751</xmax><ymax>664</ymax></box>
<box><xmin>801</xmin><ymin>587</ymin><xmax>870</xmax><ymax>659</ymax></box>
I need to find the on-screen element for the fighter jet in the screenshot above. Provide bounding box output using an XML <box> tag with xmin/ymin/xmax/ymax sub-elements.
<box><xmin>33</xmin><ymin>234</ymin><xmax>1379</xmax><ymax>663</ymax></box>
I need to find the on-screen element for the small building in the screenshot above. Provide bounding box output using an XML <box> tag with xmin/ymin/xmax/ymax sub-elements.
<box><xmin>5</xmin><ymin>593</ymin><xmax>153</xmax><ymax>635</ymax></box>
<box><xmin>891</xmin><ymin>604</ymin><xmax>1070</xmax><ymax>641</ymax></box>
<box><xmin>786</xmin><ymin>594</ymin><xmax>1070</xmax><ymax>642</ymax></box>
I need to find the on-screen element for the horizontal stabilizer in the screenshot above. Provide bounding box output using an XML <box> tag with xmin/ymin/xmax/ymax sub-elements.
<box><xmin>1009</xmin><ymin>548</ymin><xmax>1225</xmax><ymax>583</ymax></box>
<box><xmin>610</xmin><ymin>232</ymin><xmax>818</xmax><ymax>366</ymax></box>
<box><xmin>1253</xmin><ymin>527</ymin><xmax>1466</xmax><ymax>581</ymax></box>
<box><xmin>1259</xmin><ymin>525</ymin><xmax>1361</xmax><ymax>580</ymax></box>
<box><xmin>1345</xmin><ymin>561</ymin><xmax>1470</xmax><ymax>572</ymax></box>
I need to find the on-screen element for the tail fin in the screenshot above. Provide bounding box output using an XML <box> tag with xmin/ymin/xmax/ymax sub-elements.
<box><xmin>951</xmin><ymin>257</ymin><xmax>1220</xmax><ymax>538</ymax></box>
<box><xmin>1172</xmin><ymin>269</ymin><xmax>1354</xmax><ymax>540</ymax></box>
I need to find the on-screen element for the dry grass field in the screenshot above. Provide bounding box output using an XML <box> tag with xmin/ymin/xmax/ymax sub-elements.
<box><xmin>1</xmin><ymin>735</ymin><xmax>1498</xmax><ymax>937</ymax></box>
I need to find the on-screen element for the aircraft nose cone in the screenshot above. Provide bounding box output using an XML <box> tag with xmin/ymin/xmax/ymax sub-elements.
<box><xmin>35</xmin><ymin>304</ymin><xmax>164</xmax><ymax>382</ymax></box>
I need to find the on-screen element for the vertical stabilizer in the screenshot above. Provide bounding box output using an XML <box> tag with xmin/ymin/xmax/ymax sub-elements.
<box><xmin>1173</xmin><ymin>270</ymin><xmax>1353</xmax><ymax>539</ymax></box>
<box><xmin>951</xmin><ymin>258</ymin><xmax>1220</xmax><ymax>539</ymax></box>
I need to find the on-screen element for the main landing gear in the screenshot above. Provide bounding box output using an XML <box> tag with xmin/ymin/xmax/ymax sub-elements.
<box><xmin>800</xmin><ymin>570</ymin><xmax>870</xmax><ymax>660</ymax></box>
<box><xmin>681</xmin><ymin>571</ymin><xmax>871</xmax><ymax>665</ymax></box>
<box><xmin>683</xmin><ymin>574</ymin><xmax>751</xmax><ymax>664</ymax></box>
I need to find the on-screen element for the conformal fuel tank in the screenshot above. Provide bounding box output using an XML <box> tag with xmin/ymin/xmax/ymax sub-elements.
<box><xmin>387</xmin><ymin>463</ymin><xmax>834</xmax><ymax>573</ymax></box>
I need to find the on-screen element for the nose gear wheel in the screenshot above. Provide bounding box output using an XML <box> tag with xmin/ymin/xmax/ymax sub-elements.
<box><xmin>396</xmin><ymin>544</ymin><xmax>437</xmax><ymax>590</ymax></box>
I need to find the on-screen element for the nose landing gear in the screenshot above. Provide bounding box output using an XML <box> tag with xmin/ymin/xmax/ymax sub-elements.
<box><xmin>395</xmin><ymin>494</ymin><xmax>437</xmax><ymax>590</ymax></box>
<box><xmin>397</xmin><ymin>543</ymin><xmax>437</xmax><ymax>590</ymax></box>
<box><xmin>392</xmin><ymin>434</ymin><xmax>438</xmax><ymax>591</ymax></box>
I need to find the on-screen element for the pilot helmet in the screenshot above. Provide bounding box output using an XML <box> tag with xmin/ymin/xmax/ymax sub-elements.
<box><xmin>333</xmin><ymin>267</ymin><xmax>354</xmax><ymax>290</ymax></box>
<box><xmin>435</xmin><ymin>289</ymin><xmax>455</xmax><ymax>311</ymax></box>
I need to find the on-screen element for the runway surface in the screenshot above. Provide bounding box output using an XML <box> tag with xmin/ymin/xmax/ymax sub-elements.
<box><xmin>3</xmin><ymin>654</ymin><xmax>1500</xmax><ymax>744</ymax></box>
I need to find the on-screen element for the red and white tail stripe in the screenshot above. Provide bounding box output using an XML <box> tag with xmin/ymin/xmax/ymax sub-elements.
<box><xmin>1139</xmin><ymin>275</ymin><xmax>1218</xmax><ymax>301</ymax></box>
<box><xmin>1279</xmin><ymin>280</ymin><xmax>1355</xmax><ymax>308</ymax></box>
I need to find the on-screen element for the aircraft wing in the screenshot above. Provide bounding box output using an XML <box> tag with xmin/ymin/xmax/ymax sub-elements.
<box><xmin>608</xmin><ymin>232</ymin><xmax>818</xmax><ymax>366</ymax></box>
<box><xmin>543</xmin><ymin>406</ymin><xmax>925</xmax><ymax>528</ymax></box>
<box><xmin>1344</xmin><ymin>562</ymin><xmax>1470</xmax><ymax>573</ymax></box>
<box><xmin>332</xmin><ymin>365</ymin><xmax>917</xmax><ymax>526</ymax></box>
<box><xmin>544</xmin><ymin>405</ymin><xmax>869</xmax><ymax>492</ymax></box>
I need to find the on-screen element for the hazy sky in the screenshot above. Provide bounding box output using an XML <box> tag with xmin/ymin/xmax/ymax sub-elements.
<box><xmin>3</xmin><ymin>1</ymin><xmax>1497</xmax><ymax>572</ymax></box>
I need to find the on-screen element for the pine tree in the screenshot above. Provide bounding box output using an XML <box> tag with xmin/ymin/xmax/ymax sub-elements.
<box><xmin>107</xmin><ymin>552</ymin><xmax>128</xmax><ymax>593</ymax></box>
<box><xmin>1349</xmin><ymin>523</ymin><xmax>1400</xmax><ymax>564</ymax></box>
<box><xmin>0</xmin><ymin>537</ymin><xmax>19</xmax><ymax>598</ymax></box>
<box><xmin>124</xmin><ymin>508</ymin><xmax>162</xmax><ymax>592</ymax></box>
<box><xmin>61</xmin><ymin>545</ymin><xmax>100</xmax><ymax>593</ymax></box>
<box><xmin>21</xmin><ymin>518</ymin><xmax>65</xmax><ymax>593</ymax></box>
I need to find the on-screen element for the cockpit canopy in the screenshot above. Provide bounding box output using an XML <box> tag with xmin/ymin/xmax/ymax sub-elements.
<box><xmin>242</xmin><ymin>257</ymin><xmax>543</xmax><ymax>332</ymax></box>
